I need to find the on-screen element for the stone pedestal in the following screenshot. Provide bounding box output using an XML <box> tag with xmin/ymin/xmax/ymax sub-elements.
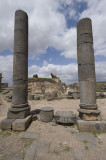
<box><xmin>40</xmin><ymin>107</ymin><xmax>54</xmax><ymax>122</ymax></box>
<box><xmin>77</xmin><ymin>18</ymin><xmax>101</xmax><ymax>121</ymax></box>
<box><xmin>7</xmin><ymin>10</ymin><xmax>30</xmax><ymax>119</ymax></box>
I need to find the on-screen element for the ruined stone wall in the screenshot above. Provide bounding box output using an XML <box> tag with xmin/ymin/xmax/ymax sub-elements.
<box><xmin>28</xmin><ymin>78</ymin><xmax>65</xmax><ymax>94</ymax></box>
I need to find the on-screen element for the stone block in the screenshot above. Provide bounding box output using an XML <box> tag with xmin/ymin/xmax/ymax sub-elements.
<box><xmin>40</xmin><ymin>107</ymin><xmax>54</xmax><ymax>122</ymax></box>
<box><xmin>12</xmin><ymin>115</ymin><xmax>32</xmax><ymax>131</ymax></box>
<box><xmin>55</xmin><ymin>111</ymin><xmax>77</xmax><ymax>124</ymax></box>
<box><xmin>78</xmin><ymin>108</ymin><xmax>102</xmax><ymax>121</ymax></box>
<box><xmin>34</xmin><ymin>96</ymin><xmax>40</xmax><ymax>100</ymax></box>
<box><xmin>7</xmin><ymin>106</ymin><xmax>30</xmax><ymax>119</ymax></box>
<box><xmin>77</xmin><ymin>120</ymin><xmax>106</xmax><ymax>133</ymax></box>
<box><xmin>28</xmin><ymin>94</ymin><xmax>34</xmax><ymax>100</ymax></box>
<box><xmin>0</xmin><ymin>119</ymin><xmax>15</xmax><ymax>130</ymax></box>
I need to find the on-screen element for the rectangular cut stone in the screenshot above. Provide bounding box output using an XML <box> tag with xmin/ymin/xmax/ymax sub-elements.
<box><xmin>77</xmin><ymin>120</ymin><xmax>106</xmax><ymax>133</ymax></box>
<box><xmin>24</xmin><ymin>141</ymin><xmax>37</xmax><ymax>160</ymax></box>
<box><xmin>7</xmin><ymin>108</ymin><xmax>30</xmax><ymax>119</ymax></box>
<box><xmin>0</xmin><ymin>119</ymin><xmax>15</xmax><ymax>130</ymax></box>
<box><xmin>12</xmin><ymin>115</ymin><xmax>32</xmax><ymax>131</ymax></box>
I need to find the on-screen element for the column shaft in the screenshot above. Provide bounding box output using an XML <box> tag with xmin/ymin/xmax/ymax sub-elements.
<box><xmin>77</xmin><ymin>18</ymin><xmax>101</xmax><ymax>120</ymax></box>
<box><xmin>7</xmin><ymin>10</ymin><xmax>30</xmax><ymax>119</ymax></box>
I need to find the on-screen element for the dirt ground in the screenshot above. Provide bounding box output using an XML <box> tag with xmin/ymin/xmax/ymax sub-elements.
<box><xmin>0</xmin><ymin>92</ymin><xmax>106</xmax><ymax>160</ymax></box>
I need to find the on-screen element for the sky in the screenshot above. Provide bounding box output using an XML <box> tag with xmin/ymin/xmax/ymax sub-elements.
<box><xmin>0</xmin><ymin>0</ymin><xmax>106</xmax><ymax>86</ymax></box>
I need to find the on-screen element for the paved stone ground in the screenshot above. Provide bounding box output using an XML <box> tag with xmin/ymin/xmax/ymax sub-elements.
<box><xmin>0</xmin><ymin>92</ymin><xmax>106</xmax><ymax>160</ymax></box>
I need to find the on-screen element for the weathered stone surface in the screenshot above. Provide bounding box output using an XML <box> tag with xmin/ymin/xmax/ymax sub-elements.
<box><xmin>78</xmin><ymin>108</ymin><xmax>101</xmax><ymax>114</ymax></box>
<box><xmin>28</xmin><ymin>94</ymin><xmax>34</xmax><ymax>100</ymax></box>
<box><xmin>0</xmin><ymin>119</ymin><xmax>15</xmax><ymax>130</ymax></box>
<box><xmin>12</xmin><ymin>10</ymin><xmax>28</xmax><ymax>105</ymax></box>
<box><xmin>37</xmin><ymin>141</ymin><xmax>50</xmax><ymax>154</ymax></box>
<box><xmin>12</xmin><ymin>115</ymin><xmax>32</xmax><ymax>131</ymax></box>
<box><xmin>40</xmin><ymin>107</ymin><xmax>54</xmax><ymax>122</ymax></box>
<box><xmin>81</xmin><ymin>114</ymin><xmax>102</xmax><ymax>121</ymax></box>
<box><xmin>77</xmin><ymin>18</ymin><xmax>101</xmax><ymax>120</ymax></box>
<box><xmin>77</xmin><ymin>43</ymin><xmax>94</xmax><ymax>64</ymax></box>
<box><xmin>1</xmin><ymin>155</ymin><xmax>23</xmax><ymax>160</ymax></box>
<box><xmin>55</xmin><ymin>111</ymin><xmax>77</xmax><ymax>124</ymax></box>
<box><xmin>78</xmin><ymin>108</ymin><xmax>102</xmax><ymax>121</ymax></box>
<box><xmin>7</xmin><ymin>106</ymin><xmax>30</xmax><ymax>119</ymax></box>
<box><xmin>79</xmin><ymin>104</ymin><xmax>98</xmax><ymax>110</ymax></box>
<box><xmin>24</xmin><ymin>141</ymin><xmax>37</xmax><ymax>160</ymax></box>
<box><xmin>77</xmin><ymin>18</ymin><xmax>92</xmax><ymax>37</ymax></box>
<box><xmin>33</xmin><ymin>74</ymin><xmax>38</xmax><ymax>78</ymax></box>
<box><xmin>47</xmin><ymin>97</ymin><xmax>53</xmax><ymax>101</ymax></box>
<box><xmin>78</xmin><ymin>64</ymin><xmax>95</xmax><ymax>81</ymax></box>
<box><xmin>79</xmin><ymin>81</ymin><xmax>96</xmax><ymax>105</ymax></box>
<box><xmin>34</xmin><ymin>96</ymin><xmax>40</xmax><ymax>100</ymax></box>
<box><xmin>99</xmin><ymin>92</ymin><xmax>105</xmax><ymax>98</ymax></box>
<box><xmin>22</xmin><ymin>131</ymin><xmax>40</xmax><ymax>139</ymax></box>
<box><xmin>77</xmin><ymin>120</ymin><xmax>106</xmax><ymax>132</ymax></box>
<box><xmin>7</xmin><ymin>99</ymin><xmax>12</xmax><ymax>102</ymax></box>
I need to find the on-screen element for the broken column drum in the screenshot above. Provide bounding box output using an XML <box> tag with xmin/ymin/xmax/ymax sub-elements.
<box><xmin>77</xmin><ymin>18</ymin><xmax>101</xmax><ymax>120</ymax></box>
<box><xmin>7</xmin><ymin>10</ymin><xmax>30</xmax><ymax>119</ymax></box>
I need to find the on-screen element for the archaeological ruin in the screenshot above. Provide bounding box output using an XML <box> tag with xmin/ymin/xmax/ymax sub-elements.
<box><xmin>28</xmin><ymin>73</ymin><xmax>66</xmax><ymax>96</ymax></box>
<box><xmin>0</xmin><ymin>10</ymin><xmax>106</xmax><ymax>133</ymax></box>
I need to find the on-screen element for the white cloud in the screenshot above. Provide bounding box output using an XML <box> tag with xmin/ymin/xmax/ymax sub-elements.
<box><xmin>28</xmin><ymin>63</ymin><xmax>78</xmax><ymax>84</ymax></box>
<box><xmin>79</xmin><ymin>0</ymin><xmax>106</xmax><ymax>57</ymax></box>
<box><xmin>95</xmin><ymin>62</ymin><xmax>106</xmax><ymax>81</ymax></box>
<box><xmin>0</xmin><ymin>55</ymin><xmax>13</xmax><ymax>86</ymax></box>
<box><xmin>42</xmin><ymin>60</ymin><xmax>48</xmax><ymax>66</ymax></box>
<box><xmin>0</xmin><ymin>0</ymin><xmax>76</xmax><ymax>58</ymax></box>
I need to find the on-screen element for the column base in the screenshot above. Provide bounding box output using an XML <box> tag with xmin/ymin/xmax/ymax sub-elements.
<box><xmin>7</xmin><ymin>104</ymin><xmax>30</xmax><ymax>119</ymax></box>
<box><xmin>78</xmin><ymin>108</ymin><xmax>102</xmax><ymax>121</ymax></box>
<box><xmin>77</xmin><ymin>120</ymin><xmax>106</xmax><ymax>133</ymax></box>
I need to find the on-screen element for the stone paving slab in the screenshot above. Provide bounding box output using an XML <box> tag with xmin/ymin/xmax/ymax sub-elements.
<box><xmin>24</xmin><ymin>141</ymin><xmax>50</xmax><ymax>160</ymax></box>
<box><xmin>37</xmin><ymin>141</ymin><xmax>50</xmax><ymax>154</ymax></box>
<box><xmin>21</xmin><ymin>131</ymin><xmax>40</xmax><ymax>139</ymax></box>
<box><xmin>1</xmin><ymin>155</ymin><xmax>23</xmax><ymax>160</ymax></box>
<box><xmin>24</xmin><ymin>141</ymin><xmax>37</xmax><ymax>160</ymax></box>
<box><xmin>75</xmin><ymin>132</ymin><xmax>97</xmax><ymax>142</ymax></box>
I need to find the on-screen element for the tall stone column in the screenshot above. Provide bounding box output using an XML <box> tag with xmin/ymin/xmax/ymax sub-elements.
<box><xmin>77</xmin><ymin>18</ymin><xmax>101</xmax><ymax>121</ymax></box>
<box><xmin>7</xmin><ymin>10</ymin><xmax>30</xmax><ymax>119</ymax></box>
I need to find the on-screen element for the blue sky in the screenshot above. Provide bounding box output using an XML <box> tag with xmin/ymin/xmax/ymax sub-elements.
<box><xmin>0</xmin><ymin>0</ymin><xmax>106</xmax><ymax>86</ymax></box>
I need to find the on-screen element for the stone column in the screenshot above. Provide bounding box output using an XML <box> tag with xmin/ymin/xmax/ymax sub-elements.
<box><xmin>77</xmin><ymin>18</ymin><xmax>101</xmax><ymax>121</ymax></box>
<box><xmin>7</xmin><ymin>10</ymin><xmax>30</xmax><ymax>119</ymax></box>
